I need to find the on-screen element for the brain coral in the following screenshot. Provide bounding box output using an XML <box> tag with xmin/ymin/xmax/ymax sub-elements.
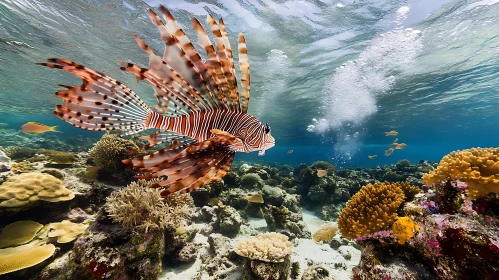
<box><xmin>0</xmin><ymin>172</ymin><xmax>74</xmax><ymax>208</ymax></box>
<box><xmin>105</xmin><ymin>179</ymin><xmax>194</xmax><ymax>233</ymax></box>
<box><xmin>235</xmin><ymin>232</ymin><xmax>293</xmax><ymax>263</ymax></box>
<box><xmin>89</xmin><ymin>134</ymin><xmax>141</xmax><ymax>173</ymax></box>
<box><xmin>422</xmin><ymin>147</ymin><xmax>499</xmax><ymax>199</ymax></box>
<box><xmin>338</xmin><ymin>182</ymin><xmax>405</xmax><ymax>239</ymax></box>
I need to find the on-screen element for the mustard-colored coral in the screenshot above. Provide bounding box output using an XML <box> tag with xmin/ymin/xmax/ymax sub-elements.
<box><xmin>105</xmin><ymin>179</ymin><xmax>193</xmax><ymax>232</ymax></box>
<box><xmin>0</xmin><ymin>172</ymin><xmax>74</xmax><ymax>208</ymax></box>
<box><xmin>397</xmin><ymin>182</ymin><xmax>422</xmax><ymax>200</ymax></box>
<box><xmin>392</xmin><ymin>216</ymin><xmax>419</xmax><ymax>244</ymax></box>
<box><xmin>0</xmin><ymin>221</ymin><xmax>43</xmax><ymax>248</ymax></box>
<box><xmin>422</xmin><ymin>147</ymin><xmax>499</xmax><ymax>199</ymax></box>
<box><xmin>312</xmin><ymin>225</ymin><xmax>338</xmax><ymax>243</ymax></box>
<box><xmin>0</xmin><ymin>241</ymin><xmax>55</xmax><ymax>275</ymax></box>
<box><xmin>338</xmin><ymin>182</ymin><xmax>405</xmax><ymax>239</ymax></box>
<box><xmin>235</xmin><ymin>232</ymin><xmax>293</xmax><ymax>263</ymax></box>
<box><xmin>89</xmin><ymin>134</ymin><xmax>141</xmax><ymax>173</ymax></box>
<box><xmin>47</xmin><ymin>220</ymin><xmax>88</xmax><ymax>243</ymax></box>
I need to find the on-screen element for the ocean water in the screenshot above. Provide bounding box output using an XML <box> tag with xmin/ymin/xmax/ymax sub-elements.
<box><xmin>1</xmin><ymin>0</ymin><xmax>498</xmax><ymax>168</ymax></box>
<box><xmin>0</xmin><ymin>1</ymin><xmax>499</xmax><ymax>279</ymax></box>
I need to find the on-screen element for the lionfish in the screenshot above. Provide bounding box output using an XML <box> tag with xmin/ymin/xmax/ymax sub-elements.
<box><xmin>38</xmin><ymin>6</ymin><xmax>275</xmax><ymax>196</ymax></box>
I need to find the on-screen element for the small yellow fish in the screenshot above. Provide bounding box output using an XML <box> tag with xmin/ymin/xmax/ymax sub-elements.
<box><xmin>385</xmin><ymin>148</ymin><xmax>394</xmax><ymax>156</ymax></box>
<box><xmin>395</xmin><ymin>143</ymin><xmax>407</xmax><ymax>150</ymax></box>
<box><xmin>393</xmin><ymin>138</ymin><xmax>399</xmax><ymax>143</ymax></box>
<box><xmin>385</xmin><ymin>130</ymin><xmax>398</xmax><ymax>136</ymax></box>
<box><xmin>287</xmin><ymin>150</ymin><xmax>293</xmax><ymax>154</ymax></box>
<box><xmin>368</xmin><ymin>155</ymin><xmax>377</xmax><ymax>159</ymax></box>
<box><xmin>246</xmin><ymin>193</ymin><xmax>264</xmax><ymax>203</ymax></box>
<box><xmin>20</xmin><ymin>122</ymin><xmax>59</xmax><ymax>134</ymax></box>
<box><xmin>317</xmin><ymin>169</ymin><xmax>327</xmax><ymax>177</ymax></box>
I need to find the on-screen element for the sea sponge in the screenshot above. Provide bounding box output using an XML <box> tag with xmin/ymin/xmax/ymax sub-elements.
<box><xmin>89</xmin><ymin>134</ymin><xmax>140</xmax><ymax>173</ymax></box>
<box><xmin>47</xmin><ymin>220</ymin><xmax>89</xmax><ymax>243</ymax></box>
<box><xmin>338</xmin><ymin>182</ymin><xmax>405</xmax><ymax>239</ymax></box>
<box><xmin>422</xmin><ymin>147</ymin><xmax>499</xmax><ymax>199</ymax></box>
<box><xmin>0</xmin><ymin>172</ymin><xmax>75</xmax><ymax>208</ymax></box>
<box><xmin>392</xmin><ymin>216</ymin><xmax>419</xmax><ymax>244</ymax></box>
<box><xmin>235</xmin><ymin>232</ymin><xmax>293</xmax><ymax>263</ymax></box>
<box><xmin>0</xmin><ymin>221</ymin><xmax>43</xmax><ymax>248</ymax></box>
<box><xmin>0</xmin><ymin>241</ymin><xmax>55</xmax><ymax>275</ymax></box>
<box><xmin>312</xmin><ymin>224</ymin><xmax>339</xmax><ymax>243</ymax></box>
<box><xmin>105</xmin><ymin>179</ymin><xmax>194</xmax><ymax>232</ymax></box>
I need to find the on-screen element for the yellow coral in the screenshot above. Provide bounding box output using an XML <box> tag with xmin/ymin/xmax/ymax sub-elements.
<box><xmin>0</xmin><ymin>221</ymin><xmax>43</xmax><ymax>248</ymax></box>
<box><xmin>0</xmin><ymin>241</ymin><xmax>55</xmax><ymax>275</ymax></box>
<box><xmin>397</xmin><ymin>182</ymin><xmax>422</xmax><ymax>200</ymax></box>
<box><xmin>392</xmin><ymin>216</ymin><xmax>419</xmax><ymax>244</ymax></box>
<box><xmin>235</xmin><ymin>232</ymin><xmax>293</xmax><ymax>263</ymax></box>
<box><xmin>312</xmin><ymin>225</ymin><xmax>338</xmax><ymax>243</ymax></box>
<box><xmin>0</xmin><ymin>172</ymin><xmax>74</xmax><ymax>208</ymax></box>
<box><xmin>47</xmin><ymin>220</ymin><xmax>88</xmax><ymax>243</ymax></box>
<box><xmin>422</xmin><ymin>147</ymin><xmax>499</xmax><ymax>199</ymax></box>
<box><xmin>338</xmin><ymin>182</ymin><xmax>405</xmax><ymax>239</ymax></box>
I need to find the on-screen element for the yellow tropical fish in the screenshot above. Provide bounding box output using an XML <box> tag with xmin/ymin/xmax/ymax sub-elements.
<box><xmin>385</xmin><ymin>130</ymin><xmax>398</xmax><ymax>136</ymax></box>
<box><xmin>368</xmin><ymin>155</ymin><xmax>377</xmax><ymax>159</ymax></box>
<box><xmin>208</xmin><ymin>198</ymin><xmax>221</xmax><ymax>206</ymax></box>
<box><xmin>20</xmin><ymin>122</ymin><xmax>59</xmax><ymax>134</ymax></box>
<box><xmin>246</xmin><ymin>193</ymin><xmax>264</xmax><ymax>203</ymax></box>
<box><xmin>317</xmin><ymin>169</ymin><xmax>327</xmax><ymax>177</ymax></box>
<box><xmin>385</xmin><ymin>148</ymin><xmax>394</xmax><ymax>156</ymax></box>
<box><xmin>287</xmin><ymin>150</ymin><xmax>293</xmax><ymax>154</ymax></box>
<box><xmin>395</xmin><ymin>143</ymin><xmax>407</xmax><ymax>150</ymax></box>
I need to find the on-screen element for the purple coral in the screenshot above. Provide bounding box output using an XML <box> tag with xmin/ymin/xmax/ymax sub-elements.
<box><xmin>450</xmin><ymin>180</ymin><xmax>468</xmax><ymax>191</ymax></box>
<box><xmin>420</xmin><ymin>201</ymin><xmax>439</xmax><ymax>214</ymax></box>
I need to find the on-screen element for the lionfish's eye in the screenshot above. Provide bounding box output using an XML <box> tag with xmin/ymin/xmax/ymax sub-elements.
<box><xmin>264</xmin><ymin>123</ymin><xmax>270</xmax><ymax>134</ymax></box>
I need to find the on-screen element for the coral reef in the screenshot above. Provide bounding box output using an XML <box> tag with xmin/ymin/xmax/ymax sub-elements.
<box><xmin>0</xmin><ymin>220</ymin><xmax>43</xmax><ymax>248</ymax></box>
<box><xmin>240</xmin><ymin>173</ymin><xmax>265</xmax><ymax>189</ymax></box>
<box><xmin>265</xmin><ymin>205</ymin><xmax>311</xmax><ymax>239</ymax></box>
<box><xmin>0</xmin><ymin>241</ymin><xmax>56</xmax><ymax>276</ymax></box>
<box><xmin>422</xmin><ymin>147</ymin><xmax>499</xmax><ymax>199</ymax></box>
<box><xmin>301</xmin><ymin>265</ymin><xmax>331</xmax><ymax>280</ymax></box>
<box><xmin>105</xmin><ymin>179</ymin><xmax>193</xmax><ymax>232</ymax></box>
<box><xmin>0</xmin><ymin>172</ymin><xmax>74</xmax><ymax>211</ymax></box>
<box><xmin>337</xmin><ymin>182</ymin><xmax>406</xmax><ymax>239</ymax></box>
<box><xmin>391</xmin><ymin>216</ymin><xmax>419</xmax><ymax>245</ymax></box>
<box><xmin>47</xmin><ymin>220</ymin><xmax>89</xmax><ymax>243</ymax></box>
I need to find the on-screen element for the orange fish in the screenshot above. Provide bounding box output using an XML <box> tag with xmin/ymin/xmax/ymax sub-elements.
<box><xmin>368</xmin><ymin>155</ymin><xmax>377</xmax><ymax>159</ymax></box>
<box><xmin>317</xmin><ymin>169</ymin><xmax>327</xmax><ymax>177</ymax></box>
<box><xmin>20</xmin><ymin>122</ymin><xmax>59</xmax><ymax>134</ymax></box>
<box><xmin>385</xmin><ymin>130</ymin><xmax>398</xmax><ymax>136</ymax></box>
<box><xmin>395</xmin><ymin>143</ymin><xmax>407</xmax><ymax>150</ymax></box>
<box><xmin>385</xmin><ymin>148</ymin><xmax>394</xmax><ymax>156</ymax></box>
<box><xmin>287</xmin><ymin>150</ymin><xmax>293</xmax><ymax>154</ymax></box>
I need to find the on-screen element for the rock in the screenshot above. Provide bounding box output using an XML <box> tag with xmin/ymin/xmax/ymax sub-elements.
<box><xmin>216</xmin><ymin>205</ymin><xmax>242</xmax><ymax>236</ymax></box>
<box><xmin>208</xmin><ymin>233</ymin><xmax>231</xmax><ymax>257</ymax></box>
<box><xmin>242</xmin><ymin>255</ymin><xmax>292</xmax><ymax>280</ymax></box>
<box><xmin>178</xmin><ymin>243</ymin><xmax>199</xmax><ymax>263</ymax></box>
<box><xmin>301</xmin><ymin>265</ymin><xmax>331</xmax><ymax>280</ymax></box>
<box><xmin>262</xmin><ymin>185</ymin><xmax>285</xmax><ymax>206</ymax></box>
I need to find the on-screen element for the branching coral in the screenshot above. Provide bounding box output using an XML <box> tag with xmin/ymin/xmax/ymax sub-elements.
<box><xmin>105</xmin><ymin>179</ymin><xmax>194</xmax><ymax>232</ymax></box>
<box><xmin>338</xmin><ymin>182</ymin><xmax>405</xmax><ymax>239</ymax></box>
<box><xmin>89</xmin><ymin>134</ymin><xmax>142</xmax><ymax>173</ymax></box>
<box><xmin>397</xmin><ymin>181</ymin><xmax>422</xmax><ymax>200</ymax></box>
<box><xmin>0</xmin><ymin>172</ymin><xmax>74</xmax><ymax>208</ymax></box>
<box><xmin>235</xmin><ymin>232</ymin><xmax>293</xmax><ymax>263</ymax></box>
<box><xmin>422</xmin><ymin>147</ymin><xmax>499</xmax><ymax>199</ymax></box>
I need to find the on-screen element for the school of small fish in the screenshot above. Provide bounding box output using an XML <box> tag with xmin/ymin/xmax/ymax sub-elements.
<box><xmin>368</xmin><ymin>130</ymin><xmax>408</xmax><ymax>158</ymax></box>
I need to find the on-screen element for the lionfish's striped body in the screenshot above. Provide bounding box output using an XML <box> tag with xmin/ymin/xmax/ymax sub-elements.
<box><xmin>39</xmin><ymin>6</ymin><xmax>275</xmax><ymax>196</ymax></box>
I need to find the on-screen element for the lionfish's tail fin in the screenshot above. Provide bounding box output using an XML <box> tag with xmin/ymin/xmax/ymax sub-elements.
<box><xmin>122</xmin><ymin>130</ymin><xmax>239</xmax><ymax>196</ymax></box>
<box><xmin>38</xmin><ymin>58</ymin><xmax>152</xmax><ymax>136</ymax></box>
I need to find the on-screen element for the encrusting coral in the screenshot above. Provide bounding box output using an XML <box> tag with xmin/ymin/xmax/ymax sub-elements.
<box><xmin>47</xmin><ymin>220</ymin><xmax>89</xmax><ymax>243</ymax></box>
<box><xmin>0</xmin><ymin>241</ymin><xmax>56</xmax><ymax>275</ymax></box>
<box><xmin>422</xmin><ymin>147</ymin><xmax>499</xmax><ymax>199</ymax></box>
<box><xmin>0</xmin><ymin>221</ymin><xmax>43</xmax><ymax>248</ymax></box>
<box><xmin>0</xmin><ymin>172</ymin><xmax>74</xmax><ymax>208</ymax></box>
<box><xmin>337</xmin><ymin>182</ymin><xmax>406</xmax><ymax>239</ymax></box>
<box><xmin>312</xmin><ymin>224</ymin><xmax>339</xmax><ymax>243</ymax></box>
<box><xmin>235</xmin><ymin>232</ymin><xmax>293</xmax><ymax>263</ymax></box>
<box><xmin>105</xmin><ymin>179</ymin><xmax>194</xmax><ymax>232</ymax></box>
<box><xmin>392</xmin><ymin>216</ymin><xmax>419</xmax><ymax>245</ymax></box>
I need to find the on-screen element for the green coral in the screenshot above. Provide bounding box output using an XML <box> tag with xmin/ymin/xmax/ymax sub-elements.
<box><xmin>105</xmin><ymin>179</ymin><xmax>194</xmax><ymax>233</ymax></box>
<box><xmin>240</xmin><ymin>173</ymin><xmax>264</xmax><ymax>189</ymax></box>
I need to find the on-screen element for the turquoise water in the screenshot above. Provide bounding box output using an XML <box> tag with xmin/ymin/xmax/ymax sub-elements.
<box><xmin>1</xmin><ymin>0</ymin><xmax>498</xmax><ymax>166</ymax></box>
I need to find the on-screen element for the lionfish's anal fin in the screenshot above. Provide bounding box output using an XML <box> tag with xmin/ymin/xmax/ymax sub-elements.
<box><xmin>123</xmin><ymin>130</ymin><xmax>240</xmax><ymax>196</ymax></box>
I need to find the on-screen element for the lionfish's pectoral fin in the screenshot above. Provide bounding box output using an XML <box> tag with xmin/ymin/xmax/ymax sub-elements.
<box><xmin>127</xmin><ymin>131</ymin><xmax>196</xmax><ymax>154</ymax></box>
<box><xmin>123</xmin><ymin>133</ymin><xmax>239</xmax><ymax>196</ymax></box>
